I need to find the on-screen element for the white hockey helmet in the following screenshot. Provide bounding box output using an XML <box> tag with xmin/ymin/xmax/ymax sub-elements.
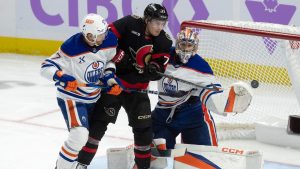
<box><xmin>175</xmin><ymin>28</ymin><xmax>199</xmax><ymax>64</ymax></box>
<box><xmin>80</xmin><ymin>13</ymin><xmax>108</xmax><ymax>46</ymax></box>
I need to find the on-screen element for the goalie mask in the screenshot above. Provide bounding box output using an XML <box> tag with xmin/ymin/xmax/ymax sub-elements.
<box><xmin>175</xmin><ymin>28</ymin><xmax>199</xmax><ymax>64</ymax></box>
<box><xmin>81</xmin><ymin>13</ymin><xmax>108</xmax><ymax>46</ymax></box>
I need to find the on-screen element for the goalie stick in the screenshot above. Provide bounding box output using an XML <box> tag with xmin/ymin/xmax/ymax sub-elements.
<box><xmin>155</xmin><ymin>71</ymin><xmax>220</xmax><ymax>92</ymax></box>
<box><xmin>55</xmin><ymin>82</ymin><xmax>188</xmax><ymax>97</ymax></box>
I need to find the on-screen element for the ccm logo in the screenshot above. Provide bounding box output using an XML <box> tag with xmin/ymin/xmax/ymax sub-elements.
<box><xmin>112</xmin><ymin>50</ymin><xmax>125</xmax><ymax>63</ymax></box>
<box><xmin>222</xmin><ymin>147</ymin><xmax>244</xmax><ymax>155</ymax></box>
<box><xmin>85</xmin><ymin>19</ymin><xmax>94</xmax><ymax>24</ymax></box>
<box><xmin>138</xmin><ymin>115</ymin><xmax>151</xmax><ymax>119</ymax></box>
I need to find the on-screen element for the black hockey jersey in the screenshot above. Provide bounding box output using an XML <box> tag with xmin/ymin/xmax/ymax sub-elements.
<box><xmin>109</xmin><ymin>15</ymin><xmax>172</xmax><ymax>89</ymax></box>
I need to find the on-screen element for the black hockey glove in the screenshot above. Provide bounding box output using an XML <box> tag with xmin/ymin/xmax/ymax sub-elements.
<box><xmin>144</xmin><ymin>62</ymin><xmax>162</xmax><ymax>80</ymax></box>
<box><xmin>147</xmin><ymin>62</ymin><xmax>160</xmax><ymax>75</ymax></box>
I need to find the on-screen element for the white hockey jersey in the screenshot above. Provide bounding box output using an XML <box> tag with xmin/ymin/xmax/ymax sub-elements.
<box><xmin>157</xmin><ymin>47</ymin><xmax>223</xmax><ymax>108</ymax></box>
<box><xmin>41</xmin><ymin>31</ymin><xmax>117</xmax><ymax>103</ymax></box>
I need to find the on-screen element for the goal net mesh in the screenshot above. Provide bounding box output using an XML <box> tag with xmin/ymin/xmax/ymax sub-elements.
<box><xmin>182</xmin><ymin>20</ymin><xmax>300</xmax><ymax>139</ymax></box>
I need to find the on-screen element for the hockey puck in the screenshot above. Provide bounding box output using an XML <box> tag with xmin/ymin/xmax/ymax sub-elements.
<box><xmin>251</xmin><ymin>80</ymin><xmax>259</xmax><ymax>88</ymax></box>
<box><xmin>287</xmin><ymin>115</ymin><xmax>300</xmax><ymax>135</ymax></box>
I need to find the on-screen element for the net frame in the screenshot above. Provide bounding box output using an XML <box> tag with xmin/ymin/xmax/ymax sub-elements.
<box><xmin>180</xmin><ymin>20</ymin><xmax>300</xmax><ymax>140</ymax></box>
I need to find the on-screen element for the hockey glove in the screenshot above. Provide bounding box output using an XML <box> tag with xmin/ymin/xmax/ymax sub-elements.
<box><xmin>146</xmin><ymin>62</ymin><xmax>161</xmax><ymax>75</ymax></box>
<box><xmin>143</xmin><ymin>62</ymin><xmax>163</xmax><ymax>81</ymax></box>
<box><xmin>100</xmin><ymin>73</ymin><xmax>123</xmax><ymax>96</ymax></box>
<box><xmin>224</xmin><ymin>81</ymin><xmax>253</xmax><ymax>113</ymax></box>
<box><xmin>54</xmin><ymin>70</ymin><xmax>78</xmax><ymax>91</ymax></box>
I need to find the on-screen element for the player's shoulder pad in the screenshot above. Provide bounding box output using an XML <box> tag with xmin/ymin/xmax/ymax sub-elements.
<box><xmin>131</xmin><ymin>14</ymin><xmax>141</xmax><ymax>19</ymax></box>
<box><xmin>155</xmin><ymin>31</ymin><xmax>173</xmax><ymax>52</ymax></box>
<box><xmin>186</xmin><ymin>54</ymin><xmax>214</xmax><ymax>75</ymax></box>
<box><xmin>122</xmin><ymin>15</ymin><xmax>141</xmax><ymax>24</ymax></box>
<box><xmin>100</xmin><ymin>31</ymin><xmax>118</xmax><ymax>49</ymax></box>
<box><xmin>61</xmin><ymin>33</ymin><xmax>88</xmax><ymax>56</ymax></box>
<box><xmin>113</xmin><ymin>15</ymin><xmax>142</xmax><ymax>31</ymax></box>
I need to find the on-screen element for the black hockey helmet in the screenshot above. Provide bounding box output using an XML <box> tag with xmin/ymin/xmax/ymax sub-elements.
<box><xmin>144</xmin><ymin>3</ymin><xmax>168</xmax><ymax>21</ymax></box>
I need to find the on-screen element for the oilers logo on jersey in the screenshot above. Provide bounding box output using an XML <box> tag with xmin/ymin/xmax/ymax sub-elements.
<box><xmin>162</xmin><ymin>77</ymin><xmax>178</xmax><ymax>93</ymax></box>
<box><xmin>85</xmin><ymin>61</ymin><xmax>104</xmax><ymax>83</ymax></box>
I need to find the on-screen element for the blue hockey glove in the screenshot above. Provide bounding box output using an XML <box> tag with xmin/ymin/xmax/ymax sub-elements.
<box><xmin>100</xmin><ymin>73</ymin><xmax>123</xmax><ymax>95</ymax></box>
<box><xmin>54</xmin><ymin>70</ymin><xmax>78</xmax><ymax>91</ymax></box>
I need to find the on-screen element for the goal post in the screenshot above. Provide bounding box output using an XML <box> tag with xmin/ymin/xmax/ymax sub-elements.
<box><xmin>180</xmin><ymin>20</ymin><xmax>300</xmax><ymax>140</ymax></box>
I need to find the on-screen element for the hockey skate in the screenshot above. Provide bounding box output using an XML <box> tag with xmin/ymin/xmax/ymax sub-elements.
<box><xmin>75</xmin><ymin>162</ymin><xmax>88</xmax><ymax>169</ymax></box>
<box><xmin>132</xmin><ymin>164</ymin><xmax>138</xmax><ymax>169</ymax></box>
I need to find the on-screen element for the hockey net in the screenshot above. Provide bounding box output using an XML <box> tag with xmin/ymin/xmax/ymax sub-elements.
<box><xmin>181</xmin><ymin>20</ymin><xmax>300</xmax><ymax>140</ymax></box>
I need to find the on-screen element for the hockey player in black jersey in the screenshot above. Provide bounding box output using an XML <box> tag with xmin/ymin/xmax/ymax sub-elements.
<box><xmin>76</xmin><ymin>3</ymin><xmax>172</xmax><ymax>169</ymax></box>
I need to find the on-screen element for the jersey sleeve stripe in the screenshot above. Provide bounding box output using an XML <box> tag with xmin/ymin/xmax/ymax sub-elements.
<box><xmin>77</xmin><ymin>88</ymin><xmax>101</xmax><ymax>96</ymax></box>
<box><xmin>45</xmin><ymin>59</ymin><xmax>62</xmax><ymax>70</ymax></box>
<box><xmin>200</xmin><ymin>84</ymin><xmax>222</xmax><ymax>103</ymax></box>
<box><xmin>109</xmin><ymin>24</ymin><xmax>122</xmax><ymax>39</ymax></box>
<box><xmin>58</xmin><ymin>88</ymin><xmax>100</xmax><ymax>101</ymax></box>
<box><xmin>41</xmin><ymin>64</ymin><xmax>55</xmax><ymax>68</ymax></box>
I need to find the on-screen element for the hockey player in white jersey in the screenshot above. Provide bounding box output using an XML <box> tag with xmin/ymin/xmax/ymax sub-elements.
<box><xmin>152</xmin><ymin>28</ymin><xmax>253</xmax><ymax>149</ymax></box>
<box><xmin>40</xmin><ymin>13</ymin><xmax>122</xmax><ymax>169</ymax></box>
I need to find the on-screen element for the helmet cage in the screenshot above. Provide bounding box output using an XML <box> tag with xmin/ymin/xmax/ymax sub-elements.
<box><xmin>175</xmin><ymin>29</ymin><xmax>199</xmax><ymax>64</ymax></box>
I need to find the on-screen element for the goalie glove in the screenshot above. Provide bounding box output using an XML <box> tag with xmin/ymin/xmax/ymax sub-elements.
<box><xmin>224</xmin><ymin>81</ymin><xmax>253</xmax><ymax>113</ymax></box>
<box><xmin>204</xmin><ymin>81</ymin><xmax>253</xmax><ymax>115</ymax></box>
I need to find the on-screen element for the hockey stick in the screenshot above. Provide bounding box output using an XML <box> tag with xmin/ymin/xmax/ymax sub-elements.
<box><xmin>151</xmin><ymin>147</ymin><xmax>186</xmax><ymax>158</ymax></box>
<box><xmin>151</xmin><ymin>140</ymin><xmax>186</xmax><ymax>158</ymax></box>
<box><xmin>56</xmin><ymin>82</ymin><xmax>187</xmax><ymax>97</ymax></box>
<box><xmin>155</xmin><ymin>71</ymin><xmax>220</xmax><ymax>92</ymax></box>
<box><xmin>125</xmin><ymin>88</ymin><xmax>190</xmax><ymax>97</ymax></box>
<box><xmin>84</xmin><ymin>83</ymin><xmax>188</xmax><ymax>97</ymax></box>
